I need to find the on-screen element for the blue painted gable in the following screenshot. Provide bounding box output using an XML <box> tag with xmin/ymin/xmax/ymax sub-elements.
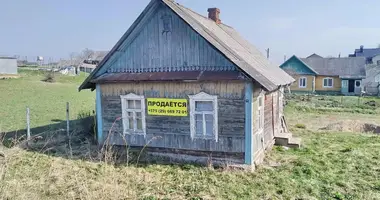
<box><xmin>95</xmin><ymin>2</ymin><xmax>236</xmax><ymax>77</ymax></box>
<box><xmin>280</xmin><ymin>56</ymin><xmax>316</xmax><ymax>75</ymax></box>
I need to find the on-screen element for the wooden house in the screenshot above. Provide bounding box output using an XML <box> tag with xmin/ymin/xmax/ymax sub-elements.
<box><xmin>79</xmin><ymin>0</ymin><xmax>297</xmax><ymax>169</ymax></box>
<box><xmin>280</xmin><ymin>55</ymin><xmax>366</xmax><ymax>95</ymax></box>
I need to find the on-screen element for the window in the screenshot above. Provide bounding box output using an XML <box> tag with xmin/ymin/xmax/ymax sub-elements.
<box><xmin>120</xmin><ymin>93</ymin><xmax>146</xmax><ymax>135</ymax></box>
<box><xmin>355</xmin><ymin>80</ymin><xmax>361</xmax><ymax>87</ymax></box>
<box><xmin>189</xmin><ymin>92</ymin><xmax>218</xmax><ymax>141</ymax></box>
<box><xmin>299</xmin><ymin>77</ymin><xmax>307</xmax><ymax>88</ymax></box>
<box><xmin>257</xmin><ymin>92</ymin><xmax>265</xmax><ymax>132</ymax></box>
<box><xmin>323</xmin><ymin>77</ymin><xmax>333</xmax><ymax>88</ymax></box>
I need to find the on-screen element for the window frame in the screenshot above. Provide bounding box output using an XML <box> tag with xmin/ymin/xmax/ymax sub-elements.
<box><xmin>355</xmin><ymin>80</ymin><xmax>361</xmax><ymax>87</ymax></box>
<box><xmin>299</xmin><ymin>77</ymin><xmax>307</xmax><ymax>88</ymax></box>
<box><xmin>120</xmin><ymin>93</ymin><xmax>146</xmax><ymax>136</ymax></box>
<box><xmin>323</xmin><ymin>77</ymin><xmax>334</xmax><ymax>88</ymax></box>
<box><xmin>189</xmin><ymin>92</ymin><xmax>218</xmax><ymax>141</ymax></box>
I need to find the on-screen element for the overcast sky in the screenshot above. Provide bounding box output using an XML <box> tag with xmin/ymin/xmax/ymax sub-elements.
<box><xmin>1</xmin><ymin>0</ymin><xmax>379</xmax><ymax>64</ymax></box>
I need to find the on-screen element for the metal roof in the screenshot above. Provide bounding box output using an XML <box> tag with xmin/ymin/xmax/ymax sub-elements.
<box><xmin>300</xmin><ymin>57</ymin><xmax>366</xmax><ymax>79</ymax></box>
<box><xmin>92</xmin><ymin>71</ymin><xmax>246</xmax><ymax>83</ymax></box>
<box><xmin>79</xmin><ymin>0</ymin><xmax>294</xmax><ymax>91</ymax></box>
<box><xmin>351</xmin><ymin>48</ymin><xmax>380</xmax><ymax>58</ymax></box>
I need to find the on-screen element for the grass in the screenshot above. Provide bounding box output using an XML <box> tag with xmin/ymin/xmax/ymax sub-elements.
<box><xmin>0</xmin><ymin>69</ymin><xmax>94</xmax><ymax>133</ymax></box>
<box><xmin>1</xmin><ymin>73</ymin><xmax>380</xmax><ymax>199</ymax></box>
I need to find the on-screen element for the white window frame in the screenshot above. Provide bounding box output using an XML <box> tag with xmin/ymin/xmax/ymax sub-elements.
<box><xmin>323</xmin><ymin>77</ymin><xmax>334</xmax><ymax>88</ymax></box>
<box><xmin>189</xmin><ymin>92</ymin><xmax>218</xmax><ymax>141</ymax></box>
<box><xmin>299</xmin><ymin>77</ymin><xmax>307</xmax><ymax>88</ymax></box>
<box><xmin>355</xmin><ymin>80</ymin><xmax>361</xmax><ymax>88</ymax></box>
<box><xmin>257</xmin><ymin>92</ymin><xmax>265</xmax><ymax>133</ymax></box>
<box><xmin>120</xmin><ymin>93</ymin><xmax>146</xmax><ymax>135</ymax></box>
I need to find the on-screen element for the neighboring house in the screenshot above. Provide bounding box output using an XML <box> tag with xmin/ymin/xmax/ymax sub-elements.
<box><xmin>280</xmin><ymin>55</ymin><xmax>366</xmax><ymax>95</ymax></box>
<box><xmin>0</xmin><ymin>57</ymin><xmax>17</xmax><ymax>76</ymax></box>
<box><xmin>306</xmin><ymin>53</ymin><xmax>323</xmax><ymax>59</ymax></box>
<box><xmin>79</xmin><ymin>0</ymin><xmax>297</xmax><ymax>169</ymax></box>
<box><xmin>362</xmin><ymin>64</ymin><xmax>380</xmax><ymax>96</ymax></box>
<box><xmin>372</xmin><ymin>54</ymin><xmax>380</xmax><ymax>66</ymax></box>
<box><xmin>80</xmin><ymin>51</ymin><xmax>108</xmax><ymax>73</ymax></box>
<box><xmin>349</xmin><ymin>45</ymin><xmax>380</xmax><ymax>64</ymax></box>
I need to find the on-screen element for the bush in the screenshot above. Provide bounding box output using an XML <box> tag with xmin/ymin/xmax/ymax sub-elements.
<box><xmin>42</xmin><ymin>71</ymin><xmax>55</xmax><ymax>83</ymax></box>
<box><xmin>295</xmin><ymin>124</ymin><xmax>306</xmax><ymax>129</ymax></box>
<box><xmin>76</xmin><ymin>110</ymin><xmax>96</xmax><ymax>142</ymax></box>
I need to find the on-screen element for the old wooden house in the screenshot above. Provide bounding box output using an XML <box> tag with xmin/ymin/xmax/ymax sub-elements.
<box><xmin>79</xmin><ymin>0</ymin><xmax>297</xmax><ymax>168</ymax></box>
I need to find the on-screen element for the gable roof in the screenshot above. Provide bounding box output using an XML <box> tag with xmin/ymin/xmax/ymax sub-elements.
<box><xmin>306</xmin><ymin>53</ymin><xmax>323</xmax><ymax>59</ymax></box>
<box><xmin>300</xmin><ymin>57</ymin><xmax>366</xmax><ymax>79</ymax></box>
<box><xmin>79</xmin><ymin>0</ymin><xmax>294</xmax><ymax>91</ymax></box>
<box><xmin>280</xmin><ymin>55</ymin><xmax>319</xmax><ymax>75</ymax></box>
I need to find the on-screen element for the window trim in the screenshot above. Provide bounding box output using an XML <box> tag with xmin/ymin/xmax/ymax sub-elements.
<box><xmin>120</xmin><ymin>93</ymin><xmax>146</xmax><ymax>136</ymax></box>
<box><xmin>299</xmin><ymin>77</ymin><xmax>307</xmax><ymax>88</ymax></box>
<box><xmin>355</xmin><ymin>80</ymin><xmax>361</xmax><ymax>88</ymax></box>
<box><xmin>323</xmin><ymin>77</ymin><xmax>334</xmax><ymax>88</ymax></box>
<box><xmin>189</xmin><ymin>92</ymin><xmax>218</xmax><ymax>141</ymax></box>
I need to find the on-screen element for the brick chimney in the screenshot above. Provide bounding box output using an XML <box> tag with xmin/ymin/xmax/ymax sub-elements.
<box><xmin>208</xmin><ymin>8</ymin><xmax>221</xmax><ymax>24</ymax></box>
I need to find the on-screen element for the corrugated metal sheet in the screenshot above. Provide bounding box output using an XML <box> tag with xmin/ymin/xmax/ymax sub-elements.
<box><xmin>92</xmin><ymin>71</ymin><xmax>246</xmax><ymax>83</ymax></box>
<box><xmin>0</xmin><ymin>57</ymin><xmax>17</xmax><ymax>75</ymax></box>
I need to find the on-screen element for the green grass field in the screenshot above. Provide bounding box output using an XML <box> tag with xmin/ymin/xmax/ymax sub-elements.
<box><xmin>1</xmin><ymin>72</ymin><xmax>380</xmax><ymax>199</ymax></box>
<box><xmin>0</xmin><ymin>69</ymin><xmax>95</xmax><ymax>133</ymax></box>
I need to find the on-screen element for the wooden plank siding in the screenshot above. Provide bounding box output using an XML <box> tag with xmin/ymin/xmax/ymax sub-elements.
<box><xmin>264</xmin><ymin>92</ymin><xmax>274</xmax><ymax>147</ymax></box>
<box><xmin>100</xmin><ymin>81</ymin><xmax>246</xmax><ymax>153</ymax></box>
<box><xmin>95</xmin><ymin>3</ymin><xmax>236</xmax><ymax>77</ymax></box>
<box><xmin>315</xmin><ymin>76</ymin><xmax>341</xmax><ymax>92</ymax></box>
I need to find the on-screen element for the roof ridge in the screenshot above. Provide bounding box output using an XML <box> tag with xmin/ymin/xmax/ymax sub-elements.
<box><xmin>173</xmin><ymin>1</ymin><xmax>234</xmax><ymax>28</ymax></box>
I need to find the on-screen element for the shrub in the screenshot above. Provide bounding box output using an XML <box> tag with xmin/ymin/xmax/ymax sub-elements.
<box><xmin>76</xmin><ymin>110</ymin><xmax>96</xmax><ymax>142</ymax></box>
<box><xmin>295</xmin><ymin>124</ymin><xmax>306</xmax><ymax>129</ymax></box>
<box><xmin>42</xmin><ymin>71</ymin><xmax>55</xmax><ymax>83</ymax></box>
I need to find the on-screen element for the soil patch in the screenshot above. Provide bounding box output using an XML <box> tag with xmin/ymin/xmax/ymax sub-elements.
<box><xmin>320</xmin><ymin>120</ymin><xmax>380</xmax><ymax>134</ymax></box>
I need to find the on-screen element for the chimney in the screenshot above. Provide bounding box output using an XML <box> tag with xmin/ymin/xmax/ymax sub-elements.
<box><xmin>208</xmin><ymin>8</ymin><xmax>221</xmax><ymax>24</ymax></box>
<box><xmin>360</xmin><ymin>45</ymin><xmax>364</xmax><ymax>53</ymax></box>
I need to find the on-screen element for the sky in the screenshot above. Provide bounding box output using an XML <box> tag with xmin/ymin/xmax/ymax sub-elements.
<box><xmin>1</xmin><ymin>0</ymin><xmax>379</xmax><ymax>65</ymax></box>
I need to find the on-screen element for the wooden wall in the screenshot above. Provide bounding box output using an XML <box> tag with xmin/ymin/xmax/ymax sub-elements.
<box><xmin>289</xmin><ymin>75</ymin><xmax>315</xmax><ymax>92</ymax></box>
<box><xmin>96</xmin><ymin>2</ymin><xmax>236</xmax><ymax>77</ymax></box>
<box><xmin>315</xmin><ymin>76</ymin><xmax>341</xmax><ymax>91</ymax></box>
<box><xmin>100</xmin><ymin>81</ymin><xmax>246</xmax><ymax>153</ymax></box>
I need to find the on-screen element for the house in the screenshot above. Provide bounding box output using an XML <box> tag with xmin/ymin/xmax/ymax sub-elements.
<box><xmin>280</xmin><ymin>55</ymin><xmax>366</xmax><ymax>95</ymax></box>
<box><xmin>80</xmin><ymin>51</ymin><xmax>108</xmax><ymax>73</ymax></box>
<box><xmin>0</xmin><ymin>57</ymin><xmax>17</xmax><ymax>77</ymax></box>
<box><xmin>349</xmin><ymin>45</ymin><xmax>380</xmax><ymax>64</ymax></box>
<box><xmin>79</xmin><ymin>0</ymin><xmax>297</xmax><ymax>169</ymax></box>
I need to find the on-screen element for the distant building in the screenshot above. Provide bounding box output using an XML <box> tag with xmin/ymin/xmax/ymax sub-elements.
<box><xmin>349</xmin><ymin>45</ymin><xmax>380</xmax><ymax>64</ymax></box>
<box><xmin>80</xmin><ymin>51</ymin><xmax>108</xmax><ymax>73</ymax></box>
<box><xmin>0</xmin><ymin>57</ymin><xmax>17</xmax><ymax>75</ymax></box>
<box><xmin>280</xmin><ymin>54</ymin><xmax>366</xmax><ymax>96</ymax></box>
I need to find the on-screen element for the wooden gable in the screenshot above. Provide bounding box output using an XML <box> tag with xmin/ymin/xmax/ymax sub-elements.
<box><xmin>94</xmin><ymin>2</ymin><xmax>237</xmax><ymax>77</ymax></box>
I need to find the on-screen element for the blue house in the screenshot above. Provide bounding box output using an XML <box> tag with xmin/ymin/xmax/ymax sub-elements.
<box><xmin>349</xmin><ymin>45</ymin><xmax>380</xmax><ymax>64</ymax></box>
<box><xmin>79</xmin><ymin>0</ymin><xmax>297</xmax><ymax>169</ymax></box>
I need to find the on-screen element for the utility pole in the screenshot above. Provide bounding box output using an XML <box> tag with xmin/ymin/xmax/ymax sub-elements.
<box><xmin>266</xmin><ymin>48</ymin><xmax>270</xmax><ymax>59</ymax></box>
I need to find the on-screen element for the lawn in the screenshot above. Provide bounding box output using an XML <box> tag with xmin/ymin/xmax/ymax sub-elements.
<box><xmin>0</xmin><ymin>69</ymin><xmax>95</xmax><ymax>133</ymax></box>
<box><xmin>1</xmin><ymin>76</ymin><xmax>380</xmax><ymax>199</ymax></box>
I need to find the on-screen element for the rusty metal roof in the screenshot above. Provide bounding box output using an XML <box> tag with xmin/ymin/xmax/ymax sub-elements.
<box><xmin>92</xmin><ymin>71</ymin><xmax>246</xmax><ymax>83</ymax></box>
